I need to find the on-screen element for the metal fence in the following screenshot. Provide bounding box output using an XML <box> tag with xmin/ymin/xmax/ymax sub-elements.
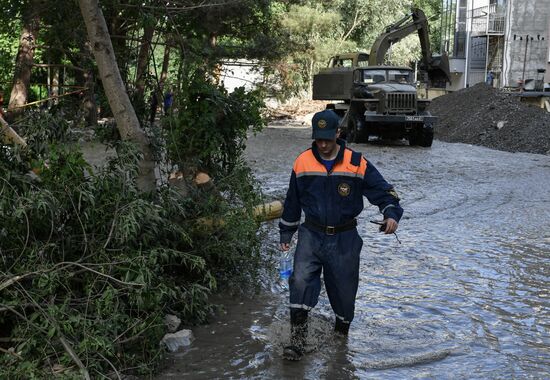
<box><xmin>470</xmin><ymin>4</ymin><xmax>506</xmax><ymax>35</ymax></box>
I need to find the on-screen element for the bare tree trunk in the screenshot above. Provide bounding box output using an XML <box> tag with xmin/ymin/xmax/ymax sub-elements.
<box><xmin>50</xmin><ymin>66</ymin><xmax>59</xmax><ymax>105</ymax></box>
<box><xmin>78</xmin><ymin>0</ymin><xmax>156</xmax><ymax>193</ymax></box>
<box><xmin>135</xmin><ymin>24</ymin><xmax>155</xmax><ymax>98</ymax></box>
<box><xmin>79</xmin><ymin>41</ymin><xmax>98</xmax><ymax>126</ymax></box>
<box><xmin>159</xmin><ymin>41</ymin><xmax>170</xmax><ymax>87</ymax></box>
<box><xmin>208</xmin><ymin>33</ymin><xmax>222</xmax><ymax>85</ymax></box>
<box><xmin>8</xmin><ymin>6</ymin><xmax>40</xmax><ymax>115</ymax></box>
<box><xmin>83</xmin><ymin>69</ymin><xmax>97</xmax><ymax>126</ymax></box>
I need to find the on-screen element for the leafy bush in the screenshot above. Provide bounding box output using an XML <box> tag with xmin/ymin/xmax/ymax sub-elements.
<box><xmin>0</xmin><ymin>79</ymin><xmax>267</xmax><ymax>377</ymax></box>
<box><xmin>163</xmin><ymin>72</ymin><xmax>265</xmax><ymax>176</ymax></box>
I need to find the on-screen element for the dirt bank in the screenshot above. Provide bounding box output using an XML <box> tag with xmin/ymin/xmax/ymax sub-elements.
<box><xmin>429</xmin><ymin>83</ymin><xmax>550</xmax><ymax>155</ymax></box>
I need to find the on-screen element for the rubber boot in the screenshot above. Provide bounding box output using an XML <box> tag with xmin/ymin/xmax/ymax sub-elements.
<box><xmin>283</xmin><ymin>309</ymin><xmax>308</xmax><ymax>361</ymax></box>
<box><xmin>334</xmin><ymin>318</ymin><xmax>350</xmax><ymax>336</ymax></box>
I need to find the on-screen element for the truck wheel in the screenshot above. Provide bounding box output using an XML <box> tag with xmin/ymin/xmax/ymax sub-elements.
<box><xmin>346</xmin><ymin>117</ymin><xmax>358</xmax><ymax>143</ymax></box>
<box><xmin>408</xmin><ymin>133</ymin><xmax>420</xmax><ymax>146</ymax></box>
<box><xmin>419</xmin><ymin>128</ymin><xmax>433</xmax><ymax>147</ymax></box>
<box><xmin>347</xmin><ymin>117</ymin><xmax>368</xmax><ymax>143</ymax></box>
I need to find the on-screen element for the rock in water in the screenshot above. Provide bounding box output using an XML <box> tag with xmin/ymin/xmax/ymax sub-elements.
<box><xmin>165</xmin><ymin>314</ymin><xmax>181</xmax><ymax>333</ymax></box>
<box><xmin>161</xmin><ymin>329</ymin><xmax>194</xmax><ymax>352</ymax></box>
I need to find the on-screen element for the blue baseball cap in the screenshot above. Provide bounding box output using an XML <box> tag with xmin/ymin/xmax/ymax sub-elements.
<box><xmin>311</xmin><ymin>109</ymin><xmax>340</xmax><ymax>140</ymax></box>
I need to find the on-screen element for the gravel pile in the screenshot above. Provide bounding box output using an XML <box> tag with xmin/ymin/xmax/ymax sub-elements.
<box><xmin>429</xmin><ymin>83</ymin><xmax>550</xmax><ymax>155</ymax></box>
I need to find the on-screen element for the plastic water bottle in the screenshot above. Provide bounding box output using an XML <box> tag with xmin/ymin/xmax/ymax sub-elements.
<box><xmin>279</xmin><ymin>248</ymin><xmax>294</xmax><ymax>280</ymax></box>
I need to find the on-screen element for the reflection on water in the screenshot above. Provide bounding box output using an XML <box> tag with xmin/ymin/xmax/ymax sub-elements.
<box><xmin>158</xmin><ymin>127</ymin><xmax>550</xmax><ymax>379</ymax></box>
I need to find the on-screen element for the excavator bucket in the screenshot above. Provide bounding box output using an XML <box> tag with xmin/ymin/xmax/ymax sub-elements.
<box><xmin>425</xmin><ymin>53</ymin><xmax>451</xmax><ymax>88</ymax></box>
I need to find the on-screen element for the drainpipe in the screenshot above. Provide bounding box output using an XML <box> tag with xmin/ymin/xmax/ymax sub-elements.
<box><xmin>503</xmin><ymin>0</ymin><xmax>513</xmax><ymax>87</ymax></box>
<box><xmin>465</xmin><ymin>0</ymin><xmax>473</xmax><ymax>87</ymax></box>
<box><xmin>483</xmin><ymin>34</ymin><xmax>489</xmax><ymax>82</ymax></box>
<box><xmin>485</xmin><ymin>34</ymin><xmax>490</xmax><ymax>84</ymax></box>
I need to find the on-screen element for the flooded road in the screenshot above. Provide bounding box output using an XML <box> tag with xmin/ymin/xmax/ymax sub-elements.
<box><xmin>158</xmin><ymin>125</ymin><xmax>550</xmax><ymax>379</ymax></box>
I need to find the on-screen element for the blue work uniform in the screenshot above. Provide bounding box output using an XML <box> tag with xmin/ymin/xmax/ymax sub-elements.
<box><xmin>279</xmin><ymin>139</ymin><xmax>403</xmax><ymax>325</ymax></box>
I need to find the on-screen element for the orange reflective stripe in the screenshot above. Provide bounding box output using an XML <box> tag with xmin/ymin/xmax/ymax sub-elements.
<box><xmin>293</xmin><ymin>147</ymin><xmax>367</xmax><ymax>178</ymax></box>
<box><xmin>331</xmin><ymin>149</ymin><xmax>367</xmax><ymax>178</ymax></box>
<box><xmin>293</xmin><ymin>150</ymin><xmax>326</xmax><ymax>176</ymax></box>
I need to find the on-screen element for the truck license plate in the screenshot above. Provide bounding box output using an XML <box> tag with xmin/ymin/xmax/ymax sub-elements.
<box><xmin>405</xmin><ymin>116</ymin><xmax>423</xmax><ymax>122</ymax></box>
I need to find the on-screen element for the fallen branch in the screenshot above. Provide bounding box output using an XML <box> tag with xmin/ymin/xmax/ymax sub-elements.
<box><xmin>61</xmin><ymin>262</ymin><xmax>144</xmax><ymax>287</ymax></box>
<box><xmin>0</xmin><ymin>114</ymin><xmax>27</xmax><ymax>147</ymax></box>
<box><xmin>0</xmin><ymin>337</ymin><xmax>24</xmax><ymax>343</ymax></box>
<box><xmin>0</xmin><ymin>346</ymin><xmax>23</xmax><ymax>360</ymax></box>
<box><xmin>8</xmin><ymin>89</ymin><xmax>87</xmax><ymax>110</ymax></box>
<box><xmin>0</xmin><ymin>274</ymin><xmax>34</xmax><ymax>292</ymax></box>
<box><xmin>59</xmin><ymin>336</ymin><xmax>91</xmax><ymax>380</ymax></box>
<box><xmin>97</xmin><ymin>352</ymin><xmax>122</xmax><ymax>380</ymax></box>
<box><xmin>0</xmin><ymin>260</ymin><xmax>143</xmax><ymax>293</ymax></box>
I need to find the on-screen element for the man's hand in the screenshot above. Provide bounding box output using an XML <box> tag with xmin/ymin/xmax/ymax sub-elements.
<box><xmin>280</xmin><ymin>242</ymin><xmax>290</xmax><ymax>251</ymax></box>
<box><xmin>382</xmin><ymin>218</ymin><xmax>398</xmax><ymax>234</ymax></box>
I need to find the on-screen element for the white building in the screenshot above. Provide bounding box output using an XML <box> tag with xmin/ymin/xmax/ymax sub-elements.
<box><xmin>441</xmin><ymin>0</ymin><xmax>550</xmax><ymax>90</ymax></box>
<box><xmin>220</xmin><ymin>60</ymin><xmax>263</xmax><ymax>93</ymax></box>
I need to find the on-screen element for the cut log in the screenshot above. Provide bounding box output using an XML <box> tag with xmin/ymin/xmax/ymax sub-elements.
<box><xmin>252</xmin><ymin>201</ymin><xmax>283</xmax><ymax>221</ymax></box>
<box><xmin>196</xmin><ymin>200</ymin><xmax>284</xmax><ymax>230</ymax></box>
<box><xmin>194</xmin><ymin>172</ymin><xmax>211</xmax><ymax>186</ymax></box>
<box><xmin>168</xmin><ymin>171</ymin><xmax>213</xmax><ymax>194</ymax></box>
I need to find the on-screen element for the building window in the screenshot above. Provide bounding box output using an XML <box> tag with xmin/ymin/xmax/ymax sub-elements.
<box><xmin>454</xmin><ymin>31</ymin><xmax>466</xmax><ymax>58</ymax></box>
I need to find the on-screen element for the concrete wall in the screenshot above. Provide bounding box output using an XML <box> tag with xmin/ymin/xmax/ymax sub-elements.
<box><xmin>504</xmin><ymin>0</ymin><xmax>550</xmax><ymax>87</ymax></box>
<box><xmin>447</xmin><ymin>71</ymin><xmax>467</xmax><ymax>91</ymax></box>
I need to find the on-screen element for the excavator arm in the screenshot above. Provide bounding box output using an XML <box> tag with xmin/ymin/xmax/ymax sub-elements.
<box><xmin>368</xmin><ymin>7</ymin><xmax>451</xmax><ymax>87</ymax></box>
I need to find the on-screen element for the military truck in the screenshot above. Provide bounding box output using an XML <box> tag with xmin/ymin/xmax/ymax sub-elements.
<box><xmin>312</xmin><ymin>8</ymin><xmax>451</xmax><ymax>147</ymax></box>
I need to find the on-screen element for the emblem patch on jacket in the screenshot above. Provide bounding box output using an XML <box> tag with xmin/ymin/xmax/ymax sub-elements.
<box><xmin>338</xmin><ymin>182</ymin><xmax>351</xmax><ymax>196</ymax></box>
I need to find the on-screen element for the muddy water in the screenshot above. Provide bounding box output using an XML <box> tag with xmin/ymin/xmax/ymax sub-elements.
<box><xmin>158</xmin><ymin>125</ymin><xmax>550</xmax><ymax>379</ymax></box>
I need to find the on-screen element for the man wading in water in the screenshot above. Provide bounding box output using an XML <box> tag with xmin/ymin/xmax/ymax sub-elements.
<box><xmin>279</xmin><ymin>109</ymin><xmax>403</xmax><ymax>360</ymax></box>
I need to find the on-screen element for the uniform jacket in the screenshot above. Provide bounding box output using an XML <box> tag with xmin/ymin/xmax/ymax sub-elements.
<box><xmin>279</xmin><ymin>139</ymin><xmax>403</xmax><ymax>244</ymax></box>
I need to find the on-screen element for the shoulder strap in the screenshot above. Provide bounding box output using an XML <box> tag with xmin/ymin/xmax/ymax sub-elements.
<box><xmin>350</xmin><ymin>151</ymin><xmax>362</xmax><ymax>166</ymax></box>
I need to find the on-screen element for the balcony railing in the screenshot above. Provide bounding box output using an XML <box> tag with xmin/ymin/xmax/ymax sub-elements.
<box><xmin>470</xmin><ymin>4</ymin><xmax>506</xmax><ymax>35</ymax></box>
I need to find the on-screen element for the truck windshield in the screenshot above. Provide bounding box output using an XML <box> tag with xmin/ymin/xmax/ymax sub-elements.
<box><xmin>361</xmin><ymin>69</ymin><xmax>414</xmax><ymax>84</ymax></box>
<box><xmin>388</xmin><ymin>69</ymin><xmax>414</xmax><ymax>84</ymax></box>
<box><xmin>362</xmin><ymin>70</ymin><xmax>387</xmax><ymax>84</ymax></box>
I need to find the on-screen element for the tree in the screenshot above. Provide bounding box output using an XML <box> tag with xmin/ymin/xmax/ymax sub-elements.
<box><xmin>336</xmin><ymin>0</ymin><xmax>442</xmax><ymax>65</ymax></box>
<box><xmin>275</xmin><ymin>3</ymin><xmax>356</xmax><ymax>96</ymax></box>
<box><xmin>78</xmin><ymin>0</ymin><xmax>156</xmax><ymax>193</ymax></box>
<box><xmin>7</xmin><ymin>0</ymin><xmax>41</xmax><ymax>116</ymax></box>
<box><xmin>135</xmin><ymin>21</ymin><xmax>156</xmax><ymax>99</ymax></box>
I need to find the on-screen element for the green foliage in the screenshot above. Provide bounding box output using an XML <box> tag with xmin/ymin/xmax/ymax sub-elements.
<box><xmin>17</xmin><ymin>110</ymin><xmax>71</xmax><ymax>156</ymax></box>
<box><xmin>273</xmin><ymin>3</ymin><xmax>355</xmax><ymax>96</ymax></box>
<box><xmin>0</xmin><ymin>106</ymin><xmax>266</xmax><ymax>377</ymax></box>
<box><xmin>0</xmin><ymin>19</ymin><xmax>20</xmax><ymax>95</ymax></box>
<box><xmin>164</xmin><ymin>72</ymin><xmax>265</xmax><ymax>176</ymax></box>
